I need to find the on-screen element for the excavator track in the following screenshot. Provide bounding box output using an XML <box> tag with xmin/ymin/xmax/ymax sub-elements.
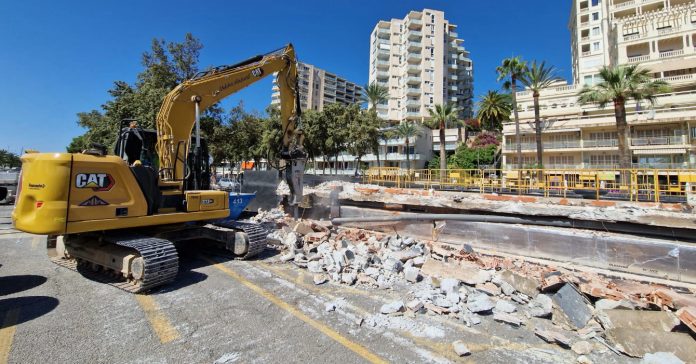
<box><xmin>51</xmin><ymin>235</ymin><xmax>178</xmax><ymax>293</ymax></box>
<box><xmin>214</xmin><ymin>221</ymin><xmax>267</xmax><ymax>259</ymax></box>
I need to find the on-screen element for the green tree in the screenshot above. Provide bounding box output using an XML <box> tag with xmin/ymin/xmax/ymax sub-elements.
<box><xmin>519</xmin><ymin>60</ymin><xmax>562</xmax><ymax>171</ymax></box>
<box><xmin>0</xmin><ymin>149</ymin><xmax>21</xmax><ymax>168</ymax></box>
<box><xmin>394</xmin><ymin>122</ymin><xmax>421</xmax><ymax>173</ymax></box>
<box><xmin>348</xmin><ymin>109</ymin><xmax>380</xmax><ymax>175</ymax></box>
<box><xmin>320</xmin><ymin>104</ymin><xmax>351</xmax><ymax>174</ymax></box>
<box><xmin>301</xmin><ymin>109</ymin><xmax>326</xmax><ymax>172</ymax></box>
<box><xmin>496</xmin><ymin>57</ymin><xmax>528</xmax><ymax>169</ymax></box>
<box><xmin>427</xmin><ymin>104</ymin><xmax>458</xmax><ymax>179</ymax></box>
<box><xmin>362</xmin><ymin>82</ymin><xmax>389</xmax><ymax>110</ymax></box>
<box><xmin>477</xmin><ymin>90</ymin><xmax>512</xmax><ymax>132</ymax></box>
<box><xmin>577</xmin><ymin>65</ymin><xmax>670</xmax><ymax>168</ymax></box>
<box><xmin>258</xmin><ymin>105</ymin><xmax>284</xmax><ymax>169</ymax></box>
<box><xmin>70</xmin><ymin>33</ymin><xmax>209</xmax><ymax>152</ymax></box>
<box><xmin>449</xmin><ymin>144</ymin><xmax>497</xmax><ymax>170</ymax></box>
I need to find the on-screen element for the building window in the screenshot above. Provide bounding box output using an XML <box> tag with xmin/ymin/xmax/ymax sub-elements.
<box><xmin>591</xmin><ymin>0</ymin><xmax>600</xmax><ymax>6</ymax></box>
<box><xmin>592</xmin><ymin>12</ymin><xmax>599</xmax><ymax>21</ymax></box>
<box><xmin>406</xmin><ymin>146</ymin><xmax>415</xmax><ymax>155</ymax></box>
<box><xmin>591</xmin><ymin>27</ymin><xmax>600</xmax><ymax>36</ymax></box>
<box><xmin>592</xmin><ymin>42</ymin><xmax>601</xmax><ymax>51</ymax></box>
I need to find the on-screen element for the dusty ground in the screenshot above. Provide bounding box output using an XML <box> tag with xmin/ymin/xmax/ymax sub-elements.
<box><xmin>0</xmin><ymin>205</ymin><xmax>639</xmax><ymax>364</ymax></box>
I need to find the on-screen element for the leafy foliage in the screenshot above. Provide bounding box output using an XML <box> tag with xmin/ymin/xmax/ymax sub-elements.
<box><xmin>471</xmin><ymin>132</ymin><xmax>500</xmax><ymax>147</ymax></box>
<box><xmin>476</xmin><ymin>90</ymin><xmax>511</xmax><ymax>132</ymax></box>
<box><xmin>448</xmin><ymin>144</ymin><xmax>498</xmax><ymax>170</ymax></box>
<box><xmin>0</xmin><ymin>149</ymin><xmax>21</xmax><ymax>168</ymax></box>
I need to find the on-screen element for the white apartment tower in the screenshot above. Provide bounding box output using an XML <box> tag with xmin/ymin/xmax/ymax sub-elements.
<box><xmin>502</xmin><ymin>0</ymin><xmax>696</xmax><ymax>170</ymax></box>
<box><xmin>271</xmin><ymin>62</ymin><xmax>364</xmax><ymax>111</ymax></box>
<box><xmin>369</xmin><ymin>9</ymin><xmax>474</xmax><ymax>125</ymax></box>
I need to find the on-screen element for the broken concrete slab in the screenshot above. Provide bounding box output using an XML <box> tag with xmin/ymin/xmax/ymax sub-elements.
<box><xmin>494</xmin><ymin>300</ymin><xmax>517</xmax><ymax>314</ymax></box>
<box><xmin>605</xmin><ymin>328</ymin><xmax>696</xmax><ymax>361</ymax></box>
<box><xmin>307</xmin><ymin>261</ymin><xmax>324</xmax><ymax>273</ymax></box>
<box><xmin>676</xmin><ymin>306</ymin><xmax>696</xmax><ymax>334</ymax></box>
<box><xmin>571</xmin><ymin>340</ymin><xmax>593</xmax><ymax>355</ymax></box>
<box><xmin>404</xmin><ymin>267</ymin><xmax>420</xmax><ymax>283</ymax></box>
<box><xmin>424</xmin><ymin>303</ymin><xmax>449</xmax><ymax>315</ymax></box>
<box><xmin>600</xmin><ymin>309</ymin><xmax>679</xmax><ymax>332</ymax></box>
<box><xmin>493</xmin><ymin>312</ymin><xmax>524</xmax><ymax>327</ymax></box>
<box><xmin>649</xmin><ymin>289</ymin><xmax>696</xmax><ymax>310</ymax></box>
<box><xmin>500</xmin><ymin>270</ymin><xmax>539</xmax><ymax>297</ymax></box>
<box><xmin>406</xmin><ymin>299</ymin><xmax>424</xmax><ymax>312</ymax></box>
<box><xmin>552</xmin><ymin>284</ymin><xmax>593</xmax><ymax>330</ymax></box>
<box><xmin>528</xmin><ymin>294</ymin><xmax>553</xmax><ymax>318</ymax></box>
<box><xmin>452</xmin><ymin>340</ymin><xmax>471</xmax><ymax>356</ymax></box>
<box><xmin>313</xmin><ymin>274</ymin><xmax>328</xmax><ymax>285</ymax></box>
<box><xmin>467</xmin><ymin>293</ymin><xmax>495</xmax><ymax>313</ymax></box>
<box><xmin>594</xmin><ymin>299</ymin><xmax>635</xmax><ymax>311</ymax></box>
<box><xmin>476</xmin><ymin>282</ymin><xmax>501</xmax><ymax>296</ymax></box>
<box><xmin>641</xmin><ymin>352</ymin><xmax>685</xmax><ymax>364</ymax></box>
<box><xmin>440</xmin><ymin>278</ymin><xmax>461</xmax><ymax>294</ymax></box>
<box><xmin>421</xmin><ymin>258</ymin><xmax>480</xmax><ymax>283</ymax></box>
<box><xmin>534</xmin><ymin>327</ymin><xmax>571</xmax><ymax>347</ymax></box>
<box><xmin>380</xmin><ymin>301</ymin><xmax>404</xmax><ymax>314</ymax></box>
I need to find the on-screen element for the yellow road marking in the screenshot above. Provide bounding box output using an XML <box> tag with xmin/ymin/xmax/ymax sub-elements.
<box><xmin>134</xmin><ymin>295</ymin><xmax>180</xmax><ymax>344</ymax></box>
<box><xmin>204</xmin><ymin>257</ymin><xmax>388</xmax><ymax>364</ymax></box>
<box><xmin>30</xmin><ymin>236</ymin><xmax>40</xmax><ymax>251</ymax></box>
<box><xmin>0</xmin><ymin>308</ymin><xmax>20</xmax><ymax>364</ymax></box>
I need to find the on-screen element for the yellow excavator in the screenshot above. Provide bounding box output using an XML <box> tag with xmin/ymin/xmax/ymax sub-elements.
<box><xmin>12</xmin><ymin>44</ymin><xmax>305</xmax><ymax>292</ymax></box>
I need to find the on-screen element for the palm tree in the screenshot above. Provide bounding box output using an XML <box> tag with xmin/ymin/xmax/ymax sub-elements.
<box><xmin>394</xmin><ymin>122</ymin><xmax>421</xmax><ymax>173</ymax></box>
<box><xmin>427</xmin><ymin>104</ymin><xmax>458</xmax><ymax>180</ymax></box>
<box><xmin>377</xmin><ymin>128</ymin><xmax>393</xmax><ymax>170</ymax></box>
<box><xmin>519</xmin><ymin>60</ymin><xmax>562</xmax><ymax>172</ymax></box>
<box><xmin>497</xmin><ymin>57</ymin><xmax>528</xmax><ymax>169</ymax></box>
<box><xmin>362</xmin><ymin>82</ymin><xmax>389</xmax><ymax>110</ymax></box>
<box><xmin>577</xmin><ymin>65</ymin><xmax>670</xmax><ymax>169</ymax></box>
<box><xmin>477</xmin><ymin>91</ymin><xmax>512</xmax><ymax>131</ymax></box>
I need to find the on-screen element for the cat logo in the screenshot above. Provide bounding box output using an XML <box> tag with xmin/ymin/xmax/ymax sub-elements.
<box><xmin>251</xmin><ymin>68</ymin><xmax>264</xmax><ymax>78</ymax></box>
<box><xmin>202</xmin><ymin>199</ymin><xmax>214</xmax><ymax>205</ymax></box>
<box><xmin>75</xmin><ymin>173</ymin><xmax>115</xmax><ymax>191</ymax></box>
<box><xmin>79</xmin><ymin>196</ymin><xmax>109</xmax><ymax>206</ymax></box>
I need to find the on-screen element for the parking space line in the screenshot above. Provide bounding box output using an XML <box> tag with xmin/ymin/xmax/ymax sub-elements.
<box><xmin>134</xmin><ymin>295</ymin><xmax>180</xmax><ymax>344</ymax></box>
<box><xmin>0</xmin><ymin>308</ymin><xmax>20</xmax><ymax>364</ymax></box>
<box><xmin>204</xmin><ymin>257</ymin><xmax>388</xmax><ymax>364</ymax></box>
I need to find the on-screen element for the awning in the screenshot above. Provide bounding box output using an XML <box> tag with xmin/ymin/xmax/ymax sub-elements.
<box><xmin>632</xmin><ymin>148</ymin><xmax>686</xmax><ymax>155</ymax></box>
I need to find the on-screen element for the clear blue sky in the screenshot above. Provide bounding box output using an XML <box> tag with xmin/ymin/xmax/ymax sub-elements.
<box><xmin>0</xmin><ymin>0</ymin><xmax>572</xmax><ymax>153</ymax></box>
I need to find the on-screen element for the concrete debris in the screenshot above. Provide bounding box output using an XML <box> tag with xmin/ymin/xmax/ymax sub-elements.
<box><xmin>528</xmin><ymin>294</ymin><xmax>553</xmax><ymax>318</ymax></box>
<box><xmin>552</xmin><ymin>284</ymin><xmax>593</xmax><ymax>330</ymax></box>
<box><xmin>641</xmin><ymin>352</ymin><xmax>685</xmax><ymax>364</ymax></box>
<box><xmin>493</xmin><ymin>311</ymin><xmax>525</xmax><ymax>326</ymax></box>
<box><xmin>380</xmin><ymin>301</ymin><xmax>405</xmax><ymax>315</ymax></box>
<box><xmin>605</xmin><ymin>328</ymin><xmax>696</xmax><ymax>361</ymax></box>
<box><xmin>571</xmin><ymin>340</ymin><xmax>593</xmax><ymax>355</ymax></box>
<box><xmin>599</xmin><ymin>309</ymin><xmax>679</xmax><ymax>332</ymax></box>
<box><xmin>466</xmin><ymin>293</ymin><xmax>495</xmax><ymax>313</ymax></box>
<box><xmin>494</xmin><ymin>299</ymin><xmax>517</xmax><ymax>314</ymax></box>
<box><xmin>576</xmin><ymin>355</ymin><xmax>592</xmax><ymax>364</ymax></box>
<box><xmin>452</xmin><ymin>340</ymin><xmax>471</xmax><ymax>356</ymax></box>
<box><xmin>499</xmin><ymin>271</ymin><xmax>539</xmax><ymax>297</ymax></box>
<box><xmin>269</xmin><ymin>216</ymin><xmax>696</xmax><ymax>360</ymax></box>
<box><xmin>676</xmin><ymin>306</ymin><xmax>696</xmax><ymax>334</ymax></box>
<box><xmin>313</xmin><ymin>274</ymin><xmax>328</xmax><ymax>285</ymax></box>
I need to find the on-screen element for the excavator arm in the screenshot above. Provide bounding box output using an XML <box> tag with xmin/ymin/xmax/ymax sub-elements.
<box><xmin>155</xmin><ymin>44</ymin><xmax>305</xmax><ymax>204</ymax></box>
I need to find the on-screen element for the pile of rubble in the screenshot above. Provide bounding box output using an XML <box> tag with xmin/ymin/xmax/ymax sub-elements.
<box><xmin>268</xmin><ymin>216</ymin><xmax>696</xmax><ymax>362</ymax></box>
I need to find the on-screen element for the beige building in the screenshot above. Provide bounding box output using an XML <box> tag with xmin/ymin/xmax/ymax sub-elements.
<box><xmin>368</xmin><ymin>9</ymin><xmax>474</xmax><ymax>168</ymax></box>
<box><xmin>502</xmin><ymin>0</ymin><xmax>696</xmax><ymax>170</ymax></box>
<box><xmin>271</xmin><ymin>62</ymin><xmax>363</xmax><ymax>111</ymax></box>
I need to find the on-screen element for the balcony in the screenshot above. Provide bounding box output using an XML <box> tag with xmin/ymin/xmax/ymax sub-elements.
<box><xmin>406</xmin><ymin>76</ymin><xmax>421</xmax><ymax>84</ymax></box>
<box><xmin>377</xmin><ymin>48</ymin><xmax>390</xmax><ymax>60</ymax></box>
<box><xmin>627</xmin><ymin>54</ymin><xmax>650</xmax><ymax>63</ymax></box>
<box><xmin>449</xmin><ymin>85</ymin><xmax>458</xmax><ymax>91</ymax></box>
<box><xmin>408</xmin><ymin>18</ymin><xmax>423</xmax><ymax>29</ymax></box>
<box><xmin>406</xmin><ymin>87</ymin><xmax>421</xmax><ymax>96</ymax></box>
<box><xmin>407</xmin><ymin>53</ymin><xmax>422</xmax><ymax>63</ymax></box>
<box><xmin>405</xmin><ymin>110</ymin><xmax>421</xmax><ymax>118</ymax></box>
<box><xmin>376</xmin><ymin>71</ymin><xmax>389</xmax><ymax>78</ymax></box>
<box><xmin>504</xmin><ymin>140</ymin><xmax>581</xmax><ymax>151</ymax></box>
<box><xmin>631</xmin><ymin>135</ymin><xmax>686</xmax><ymax>146</ymax></box>
<box><xmin>405</xmin><ymin>99</ymin><xmax>421</xmax><ymax>107</ymax></box>
<box><xmin>407</xmin><ymin>64</ymin><xmax>420</xmax><ymax>73</ymax></box>
<box><xmin>612</xmin><ymin>0</ymin><xmax>636</xmax><ymax>10</ymax></box>
<box><xmin>408</xmin><ymin>41</ymin><xmax>422</xmax><ymax>51</ymax></box>
<box><xmin>631</xmin><ymin>162</ymin><xmax>689</xmax><ymax>169</ymax></box>
<box><xmin>657</xmin><ymin>26</ymin><xmax>681</xmax><ymax>36</ymax></box>
<box><xmin>659</xmin><ymin>49</ymin><xmax>684</xmax><ymax>59</ymax></box>
<box><xmin>377</xmin><ymin>28</ymin><xmax>390</xmax><ymax>38</ymax></box>
<box><xmin>584</xmin><ymin>139</ymin><xmax>618</xmax><ymax>148</ymax></box>
<box><xmin>449</xmin><ymin>31</ymin><xmax>459</xmax><ymax>38</ymax></box>
<box><xmin>408</xmin><ymin>31</ymin><xmax>422</xmax><ymax>40</ymax></box>
<box><xmin>376</xmin><ymin>60</ymin><xmax>389</xmax><ymax>69</ymax></box>
<box><xmin>447</xmin><ymin>63</ymin><xmax>458</xmax><ymax>70</ymax></box>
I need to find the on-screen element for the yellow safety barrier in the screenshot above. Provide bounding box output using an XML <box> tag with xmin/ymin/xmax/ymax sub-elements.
<box><xmin>363</xmin><ymin>167</ymin><xmax>696</xmax><ymax>203</ymax></box>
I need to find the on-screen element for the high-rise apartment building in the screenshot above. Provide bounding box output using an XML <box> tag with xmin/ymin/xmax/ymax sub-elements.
<box><xmin>369</xmin><ymin>9</ymin><xmax>474</xmax><ymax>124</ymax></box>
<box><xmin>502</xmin><ymin>0</ymin><xmax>696</xmax><ymax>170</ymax></box>
<box><xmin>368</xmin><ymin>9</ymin><xmax>474</xmax><ymax>168</ymax></box>
<box><xmin>271</xmin><ymin>62</ymin><xmax>364</xmax><ymax>111</ymax></box>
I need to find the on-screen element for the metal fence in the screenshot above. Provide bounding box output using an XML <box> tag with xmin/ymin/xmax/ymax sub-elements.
<box><xmin>363</xmin><ymin>167</ymin><xmax>696</xmax><ymax>203</ymax></box>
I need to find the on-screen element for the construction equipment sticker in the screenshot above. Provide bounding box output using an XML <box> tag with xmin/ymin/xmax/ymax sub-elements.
<box><xmin>75</xmin><ymin>173</ymin><xmax>115</xmax><ymax>191</ymax></box>
<box><xmin>79</xmin><ymin>195</ymin><xmax>109</xmax><ymax>206</ymax></box>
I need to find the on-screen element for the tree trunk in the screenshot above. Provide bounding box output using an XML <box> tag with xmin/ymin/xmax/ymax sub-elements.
<box><xmin>384</xmin><ymin>141</ymin><xmax>389</xmax><ymax>169</ymax></box>
<box><xmin>376</xmin><ymin>150</ymin><xmax>381</xmax><ymax>175</ymax></box>
<box><xmin>457</xmin><ymin>124</ymin><xmax>463</xmax><ymax>143</ymax></box>
<box><xmin>355</xmin><ymin>156</ymin><xmax>361</xmax><ymax>176</ymax></box>
<box><xmin>534</xmin><ymin>92</ymin><xmax>544</xmax><ymax>180</ymax></box>
<box><xmin>405</xmin><ymin>138</ymin><xmax>411</xmax><ymax>173</ymax></box>
<box><xmin>615</xmin><ymin>99</ymin><xmax>631</xmax><ymax>169</ymax></box>
<box><xmin>511</xmin><ymin>78</ymin><xmax>522</xmax><ymax>169</ymax></box>
<box><xmin>322</xmin><ymin>156</ymin><xmax>326</xmax><ymax>175</ymax></box>
<box><xmin>439</xmin><ymin>122</ymin><xmax>447</xmax><ymax>181</ymax></box>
